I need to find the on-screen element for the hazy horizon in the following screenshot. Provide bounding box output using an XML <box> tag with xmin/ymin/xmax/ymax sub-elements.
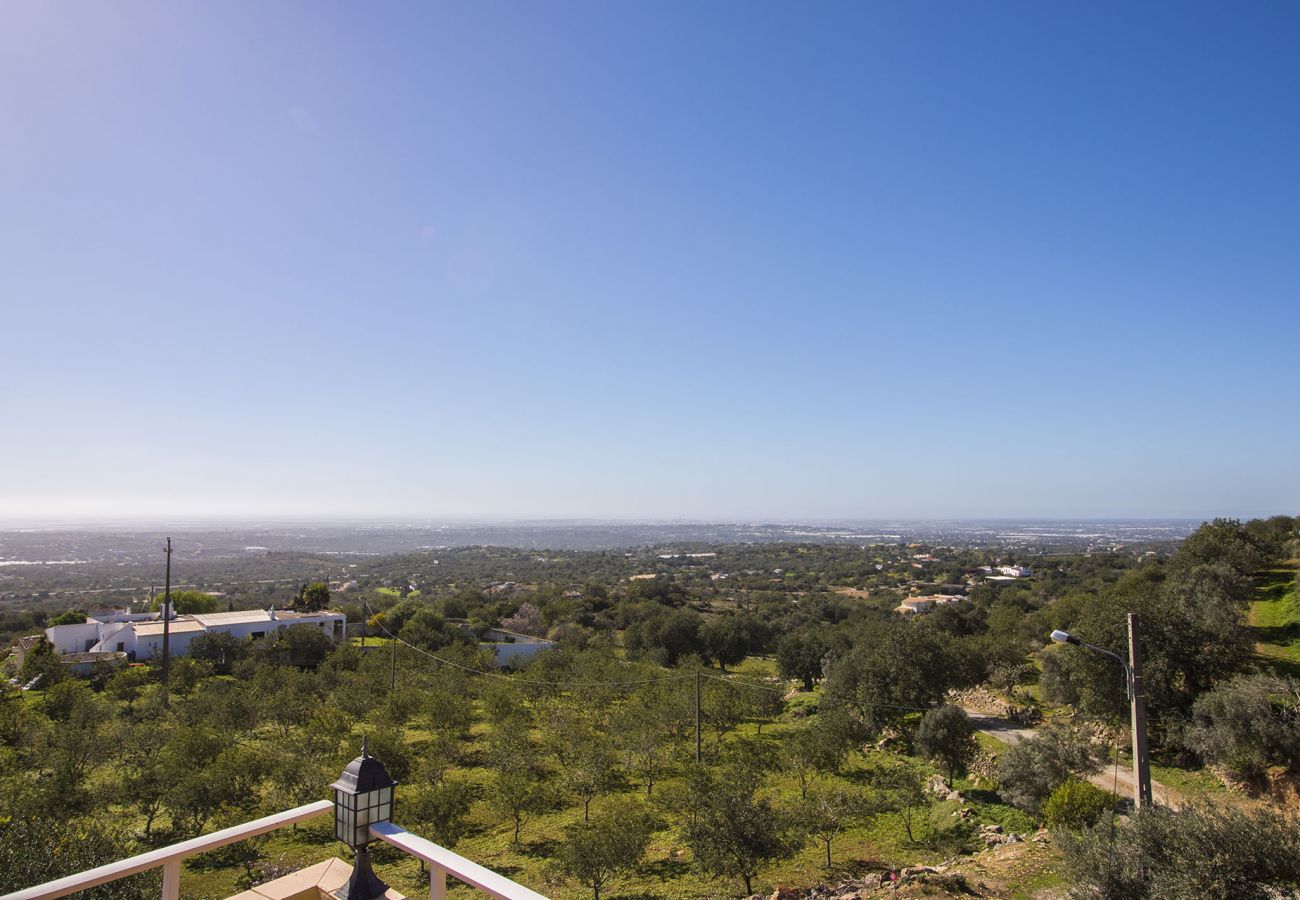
<box><xmin>0</xmin><ymin>512</ymin><xmax>1263</xmax><ymax>529</ymax></box>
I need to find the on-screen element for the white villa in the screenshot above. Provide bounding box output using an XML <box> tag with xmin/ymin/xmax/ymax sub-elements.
<box><xmin>895</xmin><ymin>594</ymin><xmax>964</xmax><ymax>615</ymax></box>
<box><xmin>43</xmin><ymin>606</ymin><xmax>347</xmax><ymax>661</ymax></box>
<box><xmin>479</xmin><ymin>627</ymin><xmax>555</xmax><ymax>667</ymax></box>
<box><xmin>443</xmin><ymin>620</ymin><xmax>556</xmax><ymax>668</ymax></box>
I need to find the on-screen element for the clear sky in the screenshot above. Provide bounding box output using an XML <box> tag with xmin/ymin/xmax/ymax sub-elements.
<box><xmin>1</xmin><ymin>1</ymin><xmax>1297</xmax><ymax>522</ymax></box>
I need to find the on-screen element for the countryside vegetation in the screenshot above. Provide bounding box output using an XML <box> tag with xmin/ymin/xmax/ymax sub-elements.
<box><xmin>2</xmin><ymin>515</ymin><xmax>1299</xmax><ymax>899</ymax></box>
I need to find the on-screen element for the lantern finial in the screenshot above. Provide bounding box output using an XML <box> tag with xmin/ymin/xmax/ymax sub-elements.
<box><xmin>330</xmin><ymin>738</ymin><xmax>395</xmax><ymax>900</ymax></box>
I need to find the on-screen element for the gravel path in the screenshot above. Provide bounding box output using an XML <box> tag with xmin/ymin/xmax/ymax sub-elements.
<box><xmin>962</xmin><ymin>708</ymin><xmax>1181</xmax><ymax>809</ymax></box>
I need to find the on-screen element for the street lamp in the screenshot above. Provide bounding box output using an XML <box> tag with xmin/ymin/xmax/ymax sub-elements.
<box><xmin>1050</xmin><ymin>615</ymin><xmax>1153</xmax><ymax>809</ymax></box>
<box><xmin>331</xmin><ymin>737</ymin><xmax>398</xmax><ymax>900</ymax></box>
<box><xmin>1049</xmin><ymin>630</ymin><xmax>1127</xmax><ymax>683</ymax></box>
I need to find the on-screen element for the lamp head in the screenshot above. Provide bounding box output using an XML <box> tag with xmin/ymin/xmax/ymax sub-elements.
<box><xmin>1050</xmin><ymin>629</ymin><xmax>1080</xmax><ymax>645</ymax></box>
<box><xmin>331</xmin><ymin>738</ymin><xmax>397</xmax><ymax>850</ymax></box>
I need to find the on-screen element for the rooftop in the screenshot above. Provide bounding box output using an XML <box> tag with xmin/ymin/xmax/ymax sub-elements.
<box><xmin>132</xmin><ymin>621</ymin><xmax>207</xmax><ymax>637</ymax></box>
<box><xmin>60</xmin><ymin>651</ymin><xmax>128</xmax><ymax>664</ymax></box>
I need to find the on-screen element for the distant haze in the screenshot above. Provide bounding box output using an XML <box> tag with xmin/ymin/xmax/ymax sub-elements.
<box><xmin>2</xmin><ymin>3</ymin><xmax>1297</xmax><ymax>522</ymax></box>
<box><xmin>0</xmin><ymin>520</ymin><xmax>1203</xmax><ymax>558</ymax></box>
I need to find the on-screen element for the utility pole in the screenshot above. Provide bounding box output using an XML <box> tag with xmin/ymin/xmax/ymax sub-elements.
<box><xmin>391</xmin><ymin>636</ymin><xmax>397</xmax><ymax>691</ymax></box>
<box><xmin>1052</xmin><ymin>620</ymin><xmax>1155</xmax><ymax>810</ymax></box>
<box><xmin>1128</xmin><ymin>613</ymin><xmax>1153</xmax><ymax>809</ymax></box>
<box><xmin>694</xmin><ymin>672</ymin><xmax>702</xmax><ymax>764</ymax></box>
<box><xmin>161</xmin><ymin>538</ymin><xmax>172</xmax><ymax>708</ymax></box>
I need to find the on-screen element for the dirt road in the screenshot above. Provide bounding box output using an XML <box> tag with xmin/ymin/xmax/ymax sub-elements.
<box><xmin>963</xmin><ymin>709</ymin><xmax>1180</xmax><ymax>809</ymax></box>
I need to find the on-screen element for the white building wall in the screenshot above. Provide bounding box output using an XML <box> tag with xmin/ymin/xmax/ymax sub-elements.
<box><xmin>45</xmin><ymin>622</ymin><xmax>102</xmax><ymax>654</ymax></box>
<box><xmin>478</xmin><ymin>630</ymin><xmax>555</xmax><ymax>668</ymax></box>
<box><xmin>50</xmin><ymin>610</ymin><xmax>347</xmax><ymax>663</ymax></box>
<box><xmin>135</xmin><ymin>630</ymin><xmax>206</xmax><ymax>661</ymax></box>
<box><xmin>485</xmin><ymin>640</ymin><xmax>553</xmax><ymax>668</ymax></box>
<box><xmin>89</xmin><ymin>621</ymin><xmax>139</xmax><ymax>655</ymax></box>
<box><xmin>95</xmin><ymin>611</ymin><xmax>157</xmax><ymax>624</ymax></box>
<box><xmin>214</xmin><ymin>620</ymin><xmax>281</xmax><ymax>641</ymax></box>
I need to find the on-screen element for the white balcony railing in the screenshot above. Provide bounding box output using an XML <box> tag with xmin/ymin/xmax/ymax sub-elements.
<box><xmin>370</xmin><ymin>821</ymin><xmax>547</xmax><ymax>900</ymax></box>
<box><xmin>1</xmin><ymin>801</ymin><xmax>548</xmax><ymax>900</ymax></box>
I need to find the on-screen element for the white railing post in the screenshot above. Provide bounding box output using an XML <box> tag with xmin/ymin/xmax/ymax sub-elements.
<box><xmin>160</xmin><ymin>861</ymin><xmax>181</xmax><ymax>900</ymax></box>
<box><xmin>2</xmin><ymin>800</ymin><xmax>332</xmax><ymax>900</ymax></box>
<box><xmin>5</xmin><ymin>804</ymin><xmax>544</xmax><ymax>900</ymax></box>
<box><xmin>369</xmin><ymin>821</ymin><xmax>547</xmax><ymax>900</ymax></box>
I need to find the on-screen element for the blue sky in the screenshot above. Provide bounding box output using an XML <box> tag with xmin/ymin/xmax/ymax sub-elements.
<box><xmin>1</xmin><ymin>1</ymin><xmax>1297</xmax><ymax>521</ymax></box>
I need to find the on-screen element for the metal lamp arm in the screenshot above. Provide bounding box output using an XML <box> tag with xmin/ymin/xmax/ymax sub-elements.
<box><xmin>1080</xmin><ymin>642</ymin><xmax>1131</xmax><ymax>699</ymax></box>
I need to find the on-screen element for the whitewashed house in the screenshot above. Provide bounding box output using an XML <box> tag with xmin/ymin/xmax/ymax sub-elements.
<box><xmin>480</xmin><ymin>628</ymin><xmax>555</xmax><ymax>667</ymax></box>
<box><xmin>997</xmin><ymin>565</ymin><xmax>1033</xmax><ymax>577</ymax></box>
<box><xmin>443</xmin><ymin>620</ymin><xmax>556</xmax><ymax>668</ymax></box>
<box><xmin>895</xmin><ymin>594</ymin><xmax>964</xmax><ymax>616</ymax></box>
<box><xmin>43</xmin><ymin>606</ymin><xmax>346</xmax><ymax>661</ymax></box>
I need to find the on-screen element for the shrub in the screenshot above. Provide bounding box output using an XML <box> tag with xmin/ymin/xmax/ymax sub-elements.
<box><xmin>914</xmin><ymin>704</ymin><xmax>976</xmax><ymax>787</ymax></box>
<box><xmin>996</xmin><ymin>721</ymin><xmax>1099</xmax><ymax>815</ymax></box>
<box><xmin>1042</xmin><ymin>778</ymin><xmax>1114</xmax><ymax>830</ymax></box>
<box><xmin>1185</xmin><ymin>674</ymin><xmax>1300</xmax><ymax>785</ymax></box>
<box><xmin>47</xmin><ymin>609</ymin><xmax>88</xmax><ymax>627</ymax></box>
<box><xmin>1059</xmin><ymin>803</ymin><xmax>1300</xmax><ymax>899</ymax></box>
<box><xmin>557</xmin><ymin>799</ymin><xmax>656</xmax><ymax>900</ymax></box>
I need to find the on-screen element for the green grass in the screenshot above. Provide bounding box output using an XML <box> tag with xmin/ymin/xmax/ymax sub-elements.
<box><xmin>1148</xmin><ymin>758</ymin><xmax>1232</xmax><ymax>800</ymax></box>
<box><xmin>729</xmin><ymin>656</ymin><xmax>779</xmax><ymax>679</ymax></box>
<box><xmin>1004</xmin><ymin>864</ymin><xmax>1067</xmax><ymax>900</ymax></box>
<box><xmin>170</xmin><ymin>727</ymin><xmax>1038</xmax><ymax>899</ymax></box>
<box><xmin>1249</xmin><ymin>566</ymin><xmax>1300</xmax><ymax>675</ymax></box>
<box><xmin>52</xmin><ymin>653</ymin><xmax>1068</xmax><ymax>899</ymax></box>
<box><xmin>974</xmin><ymin>731</ymin><xmax>1008</xmax><ymax>755</ymax></box>
<box><xmin>350</xmin><ymin>635</ymin><xmax>395</xmax><ymax>647</ymax></box>
<box><xmin>957</xmin><ymin>787</ymin><xmax>1037</xmax><ymax>836</ymax></box>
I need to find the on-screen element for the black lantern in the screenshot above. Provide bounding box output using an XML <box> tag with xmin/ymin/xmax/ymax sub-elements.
<box><xmin>330</xmin><ymin>737</ymin><xmax>398</xmax><ymax>900</ymax></box>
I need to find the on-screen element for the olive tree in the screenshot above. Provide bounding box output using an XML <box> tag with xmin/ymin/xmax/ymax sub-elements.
<box><xmin>799</xmin><ymin>786</ymin><xmax>874</xmax><ymax>868</ymax></box>
<box><xmin>997</xmin><ymin>722</ymin><xmax>1099</xmax><ymax>815</ymax></box>
<box><xmin>1185</xmin><ymin>674</ymin><xmax>1300</xmax><ymax>785</ymax></box>
<box><xmin>557</xmin><ymin>799</ymin><xmax>656</xmax><ymax>900</ymax></box>
<box><xmin>913</xmin><ymin>704</ymin><xmax>976</xmax><ymax>787</ymax></box>
<box><xmin>682</xmin><ymin>766</ymin><xmax>800</xmax><ymax>895</ymax></box>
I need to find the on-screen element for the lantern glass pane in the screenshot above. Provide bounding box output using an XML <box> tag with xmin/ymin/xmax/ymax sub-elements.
<box><xmin>377</xmin><ymin>800</ymin><xmax>390</xmax><ymax>822</ymax></box>
<box><xmin>379</xmin><ymin>787</ymin><xmax>391</xmax><ymax>804</ymax></box>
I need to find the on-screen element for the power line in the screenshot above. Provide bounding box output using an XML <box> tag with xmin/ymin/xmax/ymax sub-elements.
<box><xmin>697</xmin><ymin>673</ymin><xmax>932</xmax><ymax>712</ymax></box>
<box><xmin>361</xmin><ymin>599</ymin><xmax>935</xmax><ymax>713</ymax></box>
<box><xmin>361</xmin><ymin>598</ymin><xmax>697</xmax><ymax>688</ymax></box>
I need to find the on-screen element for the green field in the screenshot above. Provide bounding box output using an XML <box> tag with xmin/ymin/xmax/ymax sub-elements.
<box><xmin>1249</xmin><ymin>565</ymin><xmax>1300</xmax><ymax>674</ymax></box>
<box><xmin>177</xmin><ymin>702</ymin><xmax>1028</xmax><ymax>899</ymax></box>
<box><xmin>159</xmin><ymin>651</ymin><xmax>1039</xmax><ymax>899</ymax></box>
